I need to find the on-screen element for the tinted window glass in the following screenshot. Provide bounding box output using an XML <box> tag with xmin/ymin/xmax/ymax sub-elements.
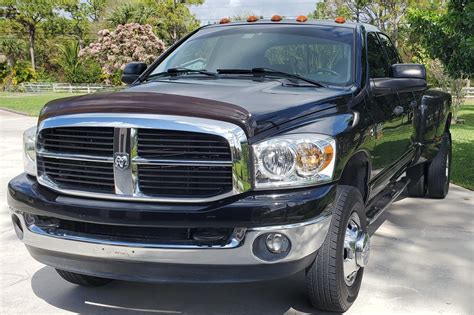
<box><xmin>152</xmin><ymin>25</ymin><xmax>355</xmax><ymax>86</ymax></box>
<box><xmin>367</xmin><ymin>32</ymin><xmax>389</xmax><ymax>78</ymax></box>
<box><xmin>378</xmin><ymin>33</ymin><xmax>400</xmax><ymax>66</ymax></box>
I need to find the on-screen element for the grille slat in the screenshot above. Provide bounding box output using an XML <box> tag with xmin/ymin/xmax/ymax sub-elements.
<box><xmin>45</xmin><ymin>138</ymin><xmax>112</xmax><ymax>145</ymax></box>
<box><xmin>43</xmin><ymin>160</ymin><xmax>113</xmax><ymax>170</ymax></box>
<box><xmin>55</xmin><ymin>178</ymin><xmax>114</xmax><ymax>186</ymax></box>
<box><xmin>43</xmin><ymin>171</ymin><xmax>114</xmax><ymax>181</ymax></box>
<box><xmin>42</xmin><ymin>144</ymin><xmax>113</xmax><ymax>151</ymax></box>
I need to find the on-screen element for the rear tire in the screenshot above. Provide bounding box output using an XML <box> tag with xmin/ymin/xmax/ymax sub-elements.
<box><xmin>406</xmin><ymin>163</ymin><xmax>426</xmax><ymax>197</ymax></box>
<box><xmin>56</xmin><ymin>269</ymin><xmax>113</xmax><ymax>287</ymax></box>
<box><xmin>426</xmin><ymin>132</ymin><xmax>451</xmax><ymax>199</ymax></box>
<box><xmin>305</xmin><ymin>186</ymin><xmax>368</xmax><ymax>313</ymax></box>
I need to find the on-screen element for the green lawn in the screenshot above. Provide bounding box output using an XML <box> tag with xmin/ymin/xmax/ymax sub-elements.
<box><xmin>0</xmin><ymin>92</ymin><xmax>84</xmax><ymax>116</ymax></box>
<box><xmin>451</xmin><ymin>100</ymin><xmax>474</xmax><ymax>190</ymax></box>
<box><xmin>0</xmin><ymin>92</ymin><xmax>473</xmax><ymax>189</ymax></box>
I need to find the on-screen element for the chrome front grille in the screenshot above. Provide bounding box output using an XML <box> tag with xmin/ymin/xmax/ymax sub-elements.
<box><xmin>36</xmin><ymin>114</ymin><xmax>252</xmax><ymax>202</ymax></box>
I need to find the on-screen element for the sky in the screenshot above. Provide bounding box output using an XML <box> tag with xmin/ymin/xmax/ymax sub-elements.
<box><xmin>189</xmin><ymin>0</ymin><xmax>318</xmax><ymax>25</ymax></box>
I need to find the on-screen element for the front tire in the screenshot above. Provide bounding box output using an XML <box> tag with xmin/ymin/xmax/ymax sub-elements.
<box><xmin>56</xmin><ymin>269</ymin><xmax>113</xmax><ymax>287</ymax></box>
<box><xmin>305</xmin><ymin>186</ymin><xmax>369</xmax><ymax>312</ymax></box>
<box><xmin>426</xmin><ymin>132</ymin><xmax>451</xmax><ymax>199</ymax></box>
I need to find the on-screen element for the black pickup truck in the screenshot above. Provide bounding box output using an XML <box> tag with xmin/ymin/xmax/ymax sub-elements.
<box><xmin>8</xmin><ymin>17</ymin><xmax>452</xmax><ymax>312</ymax></box>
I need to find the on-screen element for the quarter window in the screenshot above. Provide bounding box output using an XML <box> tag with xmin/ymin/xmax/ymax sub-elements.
<box><xmin>378</xmin><ymin>33</ymin><xmax>400</xmax><ymax>66</ymax></box>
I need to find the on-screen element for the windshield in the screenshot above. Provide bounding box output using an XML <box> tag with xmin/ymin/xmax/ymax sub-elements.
<box><xmin>150</xmin><ymin>24</ymin><xmax>355</xmax><ymax>86</ymax></box>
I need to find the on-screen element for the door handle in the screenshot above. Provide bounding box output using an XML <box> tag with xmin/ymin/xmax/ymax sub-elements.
<box><xmin>393</xmin><ymin>106</ymin><xmax>404</xmax><ymax>116</ymax></box>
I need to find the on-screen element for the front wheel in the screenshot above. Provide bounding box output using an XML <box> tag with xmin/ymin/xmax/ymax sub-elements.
<box><xmin>305</xmin><ymin>186</ymin><xmax>369</xmax><ymax>312</ymax></box>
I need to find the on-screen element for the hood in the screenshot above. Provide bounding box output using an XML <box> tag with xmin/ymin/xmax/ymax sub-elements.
<box><xmin>39</xmin><ymin>79</ymin><xmax>353</xmax><ymax>136</ymax></box>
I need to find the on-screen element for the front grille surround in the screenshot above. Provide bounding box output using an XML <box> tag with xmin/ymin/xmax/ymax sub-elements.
<box><xmin>36</xmin><ymin>114</ymin><xmax>252</xmax><ymax>203</ymax></box>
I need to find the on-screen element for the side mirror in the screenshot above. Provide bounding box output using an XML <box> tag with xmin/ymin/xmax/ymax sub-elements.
<box><xmin>121</xmin><ymin>62</ymin><xmax>147</xmax><ymax>84</ymax></box>
<box><xmin>371</xmin><ymin>63</ymin><xmax>427</xmax><ymax>96</ymax></box>
<box><xmin>391</xmin><ymin>63</ymin><xmax>426</xmax><ymax>80</ymax></box>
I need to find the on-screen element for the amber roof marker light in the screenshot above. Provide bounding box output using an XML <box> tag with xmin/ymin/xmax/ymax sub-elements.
<box><xmin>219</xmin><ymin>17</ymin><xmax>231</xmax><ymax>24</ymax></box>
<box><xmin>271</xmin><ymin>15</ymin><xmax>282</xmax><ymax>22</ymax></box>
<box><xmin>296</xmin><ymin>15</ymin><xmax>308</xmax><ymax>22</ymax></box>
<box><xmin>247</xmin><ymin>15</ymin><xmax>259</xmax><ymax>22</ymax></box>
<box><xmin>335</xmin><ymin>16</ymin><xmax>346</xmax><ymax>24</ymax></box>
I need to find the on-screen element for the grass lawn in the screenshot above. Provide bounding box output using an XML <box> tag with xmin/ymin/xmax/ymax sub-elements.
<box><xmin>451</xmin><ymin>100</ymin><xmax>474</xmax><ymax>190</ymax></box>
<box><xmin>0</xmin><ymin>92</ymin><xmax>84</xmax><ymax>116</ymax></box>
<box><xmin>0</xmin><ymin>92</ymin><xmax>473</xmax><ymax>189</ymax></box>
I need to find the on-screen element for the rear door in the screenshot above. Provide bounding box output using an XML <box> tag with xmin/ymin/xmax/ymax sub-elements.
<box><xmin>365</xmin><ymin>32</ymin><xmax>414</xmax><ymax>197</ymax></box>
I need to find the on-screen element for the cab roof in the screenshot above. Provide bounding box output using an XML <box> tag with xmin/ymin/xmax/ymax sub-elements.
<box><xmin>202</xmin><ymin>19</ymin><xmax>380</xmax><ymax>33</ymax></box>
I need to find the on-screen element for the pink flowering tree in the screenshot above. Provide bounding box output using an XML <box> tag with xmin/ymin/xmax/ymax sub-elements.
<box><xmin>80</xmin><ymin>23</ymin><xmax>166</xmax><ymax>84</ymax></box>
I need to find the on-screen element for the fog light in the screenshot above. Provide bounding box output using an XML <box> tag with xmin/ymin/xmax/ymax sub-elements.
<box><xmin>253</xmin><ymin>232</ymin><xmax>291</xmax><ymax>261</ymax></box>
<box><xmin>265</xmin><ymin>233</ymin><xmax>290</xmax><ymax>254</ymax></box>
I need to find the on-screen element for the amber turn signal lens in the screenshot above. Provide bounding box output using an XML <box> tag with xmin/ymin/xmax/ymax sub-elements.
<box><xmin>271</xmin><ymin>15</ymin><xmax>282</xmax><ymax>22</ymax></box>
<box><xmin>335</xmin><ymin>16</ymin><xmax>346</xmax><ymax>24</ymax></box>
<box><xmin>219</xmin><ymin>17</ymin><xmax>231</xmax><ymax>24</ymax></box>
<box><xmin>296</xmin><ymin>15</ymin><xmax>308</xmax><ymax>22</ymax></box>
<box><xmin>321</xmin><ymin>143</ymin><xmax>334</xmax><ymax>170</ymax></box>
<box><xmin>247</xmin><ymin>15</ymin><xmax>258</xmax><ymax>22</ymax></box>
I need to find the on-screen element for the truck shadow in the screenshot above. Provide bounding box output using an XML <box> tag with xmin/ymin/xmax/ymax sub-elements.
<box><xmin>31</xmin><ymin>267</ymin><xmax>339</xmax><ymax>315</ymax></box>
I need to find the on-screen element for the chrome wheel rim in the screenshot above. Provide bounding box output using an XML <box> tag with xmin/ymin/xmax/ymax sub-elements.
<box><xmin>343</xmin><ymin>212</ymin><xmax>370</xmax><ymax>286</ymax></box>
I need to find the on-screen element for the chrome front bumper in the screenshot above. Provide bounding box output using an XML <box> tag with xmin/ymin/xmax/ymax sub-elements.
<box><xmin>11</xmin><ymin>209</ymin><xmax>331</xmax><ymax>266</ymax></box>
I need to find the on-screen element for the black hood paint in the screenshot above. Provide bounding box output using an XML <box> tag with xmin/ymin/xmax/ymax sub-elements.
<box><xmin>40</xmin><ymin>79</ymin><xmax>353</xmax><ymax>135</ymax></box>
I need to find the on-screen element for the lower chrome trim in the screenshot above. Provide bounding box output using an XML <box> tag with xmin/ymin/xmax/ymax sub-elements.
<box><xmin>26</xmin><ymin>223</ymin><xmax>247</xmax><ymax>249</ymax></box>
<box><xmin>12</xmin><ymin>209</ymin><xmax>331</xmax><ymax>265</ymax></box>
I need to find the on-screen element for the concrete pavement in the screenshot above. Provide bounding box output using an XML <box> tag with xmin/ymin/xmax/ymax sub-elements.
<box><xmin>1</xmin><ymin>109</ymin><xmax>473</xmax><ymax>314</ymax></box>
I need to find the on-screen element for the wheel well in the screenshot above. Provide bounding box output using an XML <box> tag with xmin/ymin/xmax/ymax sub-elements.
<box><xmin>339</xmin><ymin>152</ymin><xmax>370</xmax><ymax>202</ymax></box>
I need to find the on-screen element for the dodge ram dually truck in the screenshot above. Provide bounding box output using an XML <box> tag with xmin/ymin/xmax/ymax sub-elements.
<box><xmin>8</xmin><ymin>17</ymin><xmax>452</xmax><ymax>312</ymax></box>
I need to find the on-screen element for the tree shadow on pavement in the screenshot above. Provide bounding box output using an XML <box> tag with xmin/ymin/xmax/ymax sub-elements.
<box><xmin>31</xmin><ymin>267</ymin><xmax>339</xmax><ymax>315</ymax></box>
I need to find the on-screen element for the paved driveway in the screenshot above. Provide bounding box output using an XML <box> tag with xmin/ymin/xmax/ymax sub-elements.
<box><xmin>1</xmin><ymin>109</ymin><xmax>473</xmax><ymax>315</ymax></box>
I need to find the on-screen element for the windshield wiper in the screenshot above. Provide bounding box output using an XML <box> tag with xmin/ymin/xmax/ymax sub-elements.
<box><xmin>217</xmin><ymin>68</ymin><xmax>325</xmax><ymax>87</ymax></box>
<box><xmin>146</xmin><ymin>68</ymin><xmax>218</xmax><ymax>81</ymax></box>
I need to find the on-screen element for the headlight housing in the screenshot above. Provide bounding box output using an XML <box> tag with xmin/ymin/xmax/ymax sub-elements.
<box><xmin>23</xmin><ymin>126</ymin><xmax>37</xmax><ymax>176</ymax></box>
<box><xmin>253</xmin><ymin>134</ymin><xmax>336</xmax><ymax>189</ymax></box>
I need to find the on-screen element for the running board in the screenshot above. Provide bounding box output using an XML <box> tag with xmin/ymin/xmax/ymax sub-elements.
<box><xmin>366</xmin><ymin>178</ymin><xmax>410</xmax><ymax>225</ymax></box>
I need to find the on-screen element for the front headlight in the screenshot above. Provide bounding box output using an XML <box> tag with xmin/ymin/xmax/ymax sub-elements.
<box><xmin>253</xmin><ymin>134</ymin><xmax>336</xmax><ymax>189</ymax></box>
<box><xmin>23</xmin><ymin>126</ymin><xmax>37</xmax><ymax>176</ymax></box>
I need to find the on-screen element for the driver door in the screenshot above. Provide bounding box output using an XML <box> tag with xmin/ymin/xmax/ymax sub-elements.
<box><xmin>365</xmin><ymin>32</ymin><xmax>414</xmax><ymax>197</ymax></box>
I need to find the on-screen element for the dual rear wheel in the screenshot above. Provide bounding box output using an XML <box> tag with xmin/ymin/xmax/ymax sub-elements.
<box><xmin>407</xmin><ymin>132</ymin><xmax>451</xmax><ymax>199</ymax></box>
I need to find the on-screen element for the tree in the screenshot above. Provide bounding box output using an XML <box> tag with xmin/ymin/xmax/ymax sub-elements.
<box><xmin>85</xmin><ymin>0</ymin><xmax>107</xmax><ymax>22</ymax></box>
<box><xmin>0</xmin><ymin>37</ymin><xmax>26</xmax><ymax>66</ymax></box>
<box><xmin>107</xmin><ymin>2</ymin><xmax>159</xmax><ymax>26</ymax></box>
<box><xmin>61</xmin><ymin>0</ymin><xmax>106</xmax><ymax>49</ymax></box>
<box><xmin>107</xmin><ymin>0</ymin><xmax>203</xmax><ymax>45</ymax></box>
<box><xmin>2</xmin><ymin>0</ymin><xmax>59</xmax><ymax>69</ymax></box>
<box><xmin>80</xmin><ymin>23</ymin><xmax>166</xmax><ymax>84</ymax></box>
<box><xmin>408</xmin><ymin>0</ymin><xmax>474</xmax><ymax>77</ymax></box>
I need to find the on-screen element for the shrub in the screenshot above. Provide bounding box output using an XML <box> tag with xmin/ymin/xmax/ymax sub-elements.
<box><xmin>80</xmin><ymin>23</ymin><xmax>166</xmax><ymax>84</ymax></box>
<box><xmin>1</xmin><ymin>61</ymin><xmax>38</xmax><ymax>88</ymax></box>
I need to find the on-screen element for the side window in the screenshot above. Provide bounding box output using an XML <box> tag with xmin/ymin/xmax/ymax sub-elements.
<box><xmin>367</xmin><ymin>32</ymin><xmax>389</xmax><ymax>78</ymax></box>
<box><xmin>378</xmin><ymin>33</ymin><xmax>401</xmax><ymax>66</ymax></box>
